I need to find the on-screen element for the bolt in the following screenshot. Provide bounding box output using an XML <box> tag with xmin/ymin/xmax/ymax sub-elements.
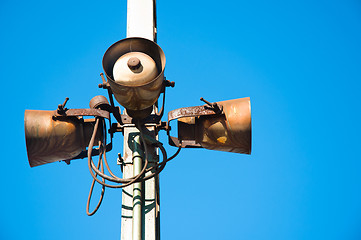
<box><xmin>61</xmin><ymin>97</ymin><xmax>69</xmax><ymax>108</ymax></box>
<box><xmin>57</xmin><ymin>97</ymin><xmax>69</xmax><ymax>113</ymax></box>
<box><xmin>200</xmin><ymin>97</ymin><xmax>213</xmax><ymax>107</ymax></box>
<box><xmin>165</xmin><ymin>80</ymin><xmax>175</xmax><ymax>88</ymax></box>
<box><xmin>200</xmin><ymin>97</ymin><xmax>222</xmax><ymax>114</ymax></box>
<box><xmin>117</xmin><ymin>153</ymin><xmax>124</xmax><ymax>165</ymax></box>
<box><xmin>127</xmin><ymin>57</ymin><xmax>141</xmax><ymax>70</ymax></box>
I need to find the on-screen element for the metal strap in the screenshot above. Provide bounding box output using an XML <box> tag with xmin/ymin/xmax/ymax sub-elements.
<box><xmin>54</xmin><ymin>108</ymin><xmax>110</xmax><ymax>119</ymax></box>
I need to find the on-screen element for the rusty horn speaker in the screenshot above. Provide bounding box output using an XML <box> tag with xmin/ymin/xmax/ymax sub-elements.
<box><xmin>168</xmin><ymin>97</ymin><xmax>251</xmax><ymax>154</ymax></box>
<box><xmin>102</xmin><ymin>37</ymin><xmax>166</xmax><ymax>119</ymax></box>
<box><xmin>24</xmin><ymin>110</ymin><xmax>101</xmax><ymax>167</ymax></box>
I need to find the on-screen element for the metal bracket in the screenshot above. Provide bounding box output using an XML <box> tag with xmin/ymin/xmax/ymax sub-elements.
<box><xmin>54</xmin><ymin>108</ymin><xmax>110</xmax><ymax>119</ymax></box>
<box><xmin>64</xmin><ymin>142</ymin><xmax>113</xmax><ymax>165</ymax></box>
<box><xmin>167</xmin><ymin>99</ymin><xmax>224</xmax><ymax>148</ymax></box>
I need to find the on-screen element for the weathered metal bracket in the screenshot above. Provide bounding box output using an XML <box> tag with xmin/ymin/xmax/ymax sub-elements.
<box><xmin>167</xmin><ymin>102</ymin><xmax>223</xmax><ymax>148</ymax></box>
<box><xmin>66</xmin><ymin>142</ymin><xmax>113</xmax><ymax>164</ymax></box>
<box><xmin>168</xmin><ymin>105</ymin><xmax>218</xmax><ymax>121</ymax></box>
<box><xmin>168</xmin><ymin>136</ymin><xmax>202</xmax><ymax>148</ymax></box>
<box><xmin>54</xmin><ymin>108</ymin><xmax>110</xmax><ymax>119</ymax></box>
<box><xmin>97</xmin><ymin>75</ymin><xmax>174</xmax><ymax>126</ymax></box>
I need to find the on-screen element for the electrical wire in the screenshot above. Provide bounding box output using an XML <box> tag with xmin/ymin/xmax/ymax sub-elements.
<box><xmin>86</xmin><ymin>141</ymin><xmax>105</xmax><ymax>216</ymax></box>
<box><xmin>88</xmin><ymin>119</ymin><xmax>153</xmax><ymax>188</ymax></box>
<box><xmin>87</xmin><ymin>118</ymin><xmax>148</xmax><ymax>188</ymax></box>
<box><xmin>141</xmin><ymin>145</ymin><xmax>181</xmax><ymax>181</ymax></box>
<box><xmin>86</xmin><ymin>117</ymin><xmax>182</xmax><ymax>215</ymax></box>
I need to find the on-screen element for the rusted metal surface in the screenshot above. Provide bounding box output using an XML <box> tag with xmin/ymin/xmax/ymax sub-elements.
<box><xmin>89</xmin><ymin>95</ymin><xmax>110</xmax><ymax>110</ymax></box>
<box><xmin>54</xmin><ymin>108</ymin><xmax>110</xmax><ymax>119</ymax></box>
<box><xmin>196</xmin><ymin>97</ymin><xmax>251</xmax><ymax>154</ymax></box>
<box><xmin>168</xmin><ymin>135</ymin><xmax>201</xmax><ymax>148</ymax></box>
<box><xmin>70</xmin><ymin>142</ymin><xmax>113</xmax><ymax>161</ymax></box>
<box><xmin>167</xmin><ymin>104</ymin><xmax>219</xmax><ymax>147</ymax></box>
<box><xmin>167</xmin><ymin>97</ymin><xmax>251</xmax><ymax>154</ymax></box>
<box><xmin>167</xmin><ymin>105</ymin><xmax>217</xmax><ymax>122</ymax></box>
<box><xmin>178</xmin><ymin>117</ymin><xmax>196</xmax><ymax>141</ymax></box>
<box><xmin>102</xmin><ymin>38</ymin><xmax>166</xmax><ymax>114</ymax></box>
<box><xmin>25</xmin><ymin>110</ymin><xmax>102</xmax><ymax>167</ymax></box>
<box><xmin>126</xmin><ymin>106</ymin><xmax>153</xmax><ymax>119</ymax></box>
<box><xmin>176</xmin><ymin>117</ymin><xmax>201</xmax><ymax>148</ymax></box>
<box><xmin>200</xmin><ymin>97</ymin><xmax>223</xmax><ymax>114</ymax></box>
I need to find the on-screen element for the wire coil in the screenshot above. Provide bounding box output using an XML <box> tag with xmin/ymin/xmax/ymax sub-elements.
<box><xmin>86</xmin><ymin>117</ymin><xmax>181</xmax><ymax>216</ymax></box>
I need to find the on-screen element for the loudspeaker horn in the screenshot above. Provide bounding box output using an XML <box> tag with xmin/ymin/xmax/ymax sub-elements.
<box><xmin>168</xmin><ymin>97</ymin><xmax>251</xmax><ymax>154</ymax></box>
<box><xmin>102</xmin><ymin>37</ymin><xmax>166</xmax><ymax>118</ymax></box>
<box><xmin>24</xmin><ymin>110</ymin><xmax>101</xmax><ymax>167</ymax></box>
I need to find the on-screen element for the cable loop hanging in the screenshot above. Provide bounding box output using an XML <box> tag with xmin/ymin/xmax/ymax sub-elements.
<box><xmin>86</xmin><ymin>117</ymin><xmax>181</xmax><ymax>215</ymax></box>
<box><xmin>86</xmin><ymin>142</ymin><xmax>105</xmax><ymax>216</ymax></box>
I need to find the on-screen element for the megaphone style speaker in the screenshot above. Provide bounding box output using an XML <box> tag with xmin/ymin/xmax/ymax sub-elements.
<box><xmin>25</xmin><ymin>110</ymin><xmax>101</xmax><ymax>167</ymax></box>
<box><xmin>169</xmin><ymin>97</ymin><xmax>251</xmax><ymax>154</ymax></box>
<box><xmin>102</xmin><ymin>37</ymin><xmax>166</xmax><ymax>118</ymax></box>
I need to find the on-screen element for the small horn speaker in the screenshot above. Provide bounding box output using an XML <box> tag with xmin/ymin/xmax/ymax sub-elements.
<box><xmin>102</xmin><ymin>37</ymin><xmax>166</xmax><ymax>118</ymax></box>
<box><xmin>24</xmin><ymin>110</ymin><xmax>101</xmax><ymax>167</ymax></box>
<box><xmin>175</xmin><ymin>97</ymin><xmax>251</xmax><ymax>154</ymax></box>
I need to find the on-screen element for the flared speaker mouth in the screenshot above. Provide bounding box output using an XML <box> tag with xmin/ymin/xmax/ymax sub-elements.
<box><xmin>24</xmin><ymin>110</ymin><xmax>102</xmax><ymax>167</ymax></box>
<box><xmin>101</xmin><ymin>37</ymin><xmax>166</xmax><ymax>114</ymax></box>
<box><xmin>102</xmin><ymin>37</ymin><xmax>166</xmax><ymax>88</ymax></box>
<box><xmin>168</xmin><ymin>97</ymin><xmax>251</xmax><ymax>154</ymax></box>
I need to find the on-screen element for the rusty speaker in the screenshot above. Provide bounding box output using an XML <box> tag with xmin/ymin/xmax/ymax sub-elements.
<box><xmin>169</xmin><ymin>97</ymin><xmax>251</xmax><ymax>154</ymax></box>
<box><xmin>102</xmin><ymin>37</ymin><xmax>166</xmax><ymax>118</ymax></box>
<box><xmin>24</xmin><ymin>110</ymin><xmax>102</xmax><ymax>167</ymax></box>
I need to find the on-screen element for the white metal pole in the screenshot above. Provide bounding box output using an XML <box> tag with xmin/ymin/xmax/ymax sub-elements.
<box><xmin>132</xmin><ymin>135</ymin><xmax>143</xmax><ymax>240</ymax></box>
<box><xmin>127</xmin><ymin>0</ymin><xmax>156</xmax><ymax>41</ymax></box>
<box><xmin>121</xmin><ymin>1</ymin><xmax>158</xmax><ymax>240</ymax></box>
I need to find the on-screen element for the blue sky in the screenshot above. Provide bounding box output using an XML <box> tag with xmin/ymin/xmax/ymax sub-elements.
<box><xmin>1</xmin><ymin>0</ymin><xmax>361</xmax><ymax>239</ymax></box>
